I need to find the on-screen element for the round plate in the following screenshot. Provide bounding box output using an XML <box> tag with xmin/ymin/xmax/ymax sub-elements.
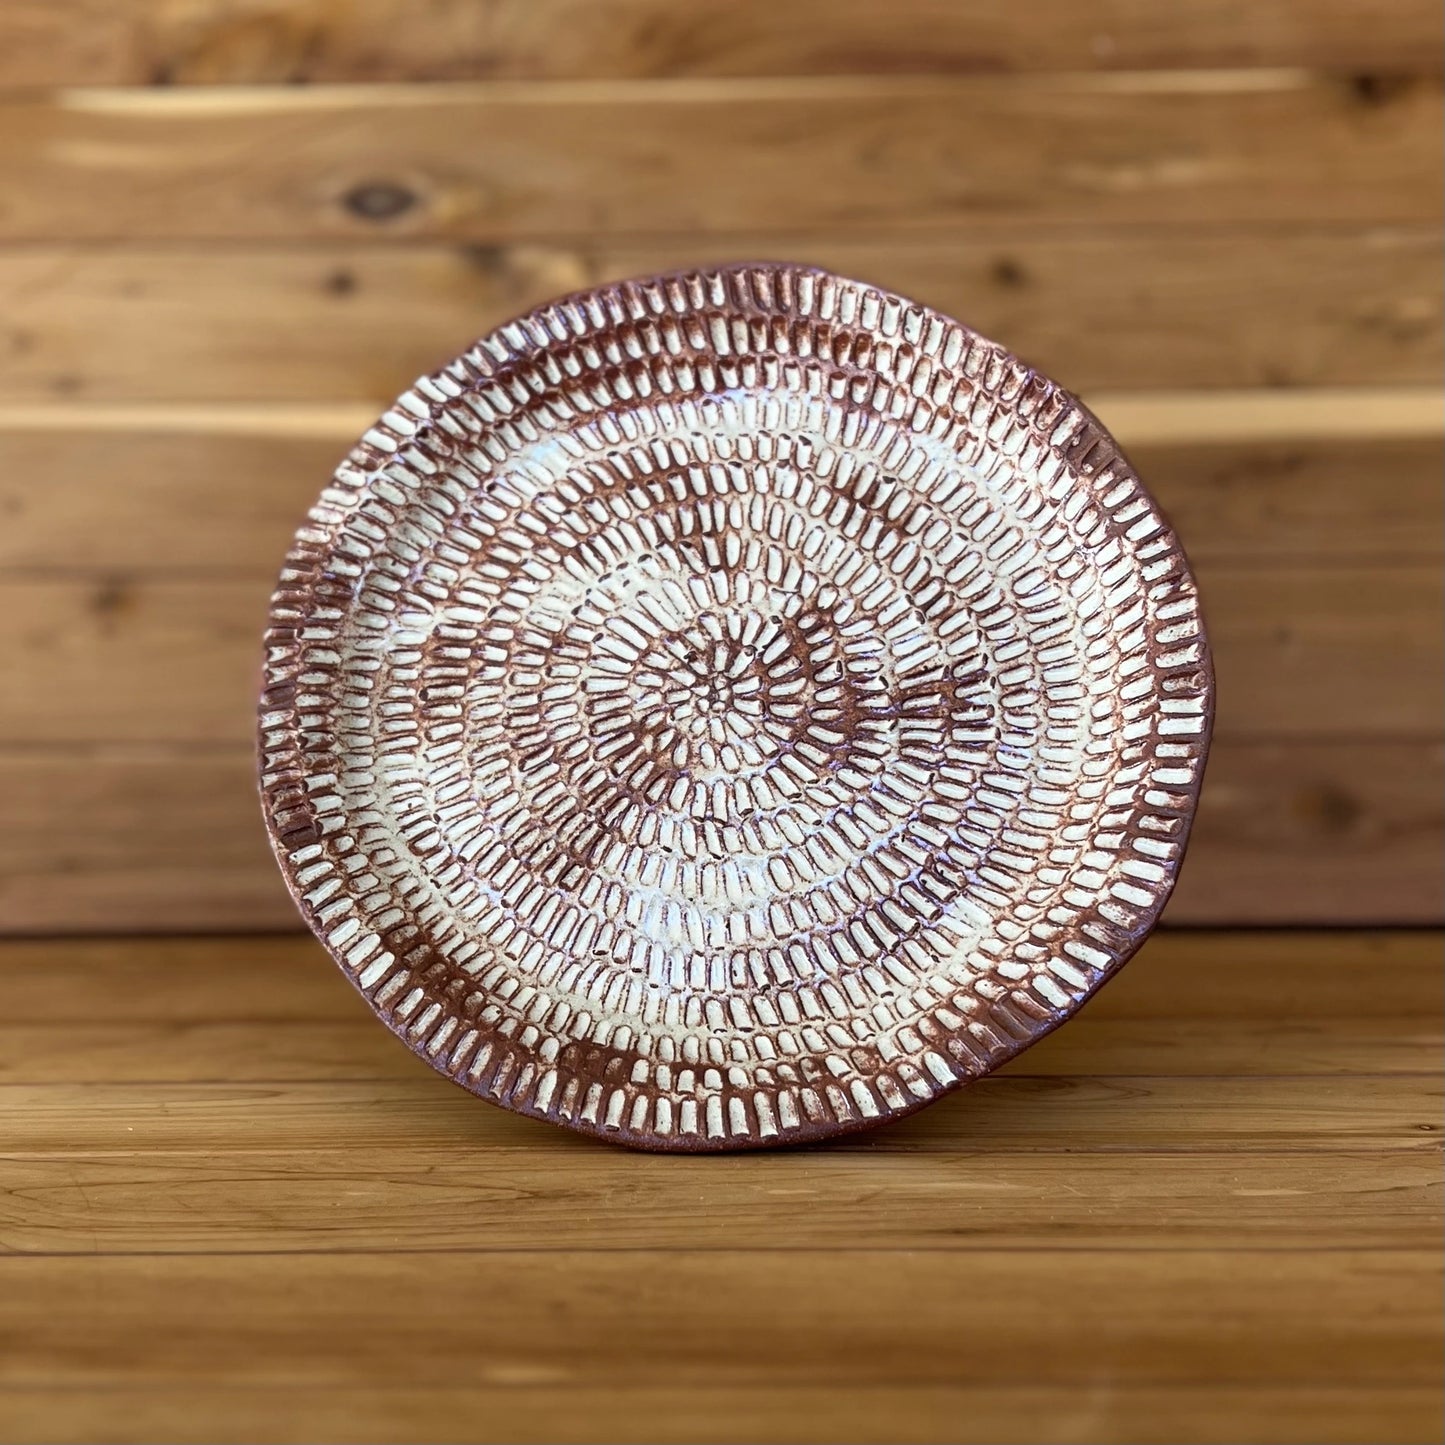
<box><xmin>259</xmin><ymin>263</ymin><xmax>1212</xmax><ymax>1150</ymax></box>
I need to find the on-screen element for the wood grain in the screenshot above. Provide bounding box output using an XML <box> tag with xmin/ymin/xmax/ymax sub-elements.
<box><xmin>1168</xmin><ymin>739</ymin><xmax>1444</xmax><ymax>925</ymax></box>
<box><xmin>3</xmin><ymin>1075</ymin><xmax>1436</xmax><ymax>1154</ymax></box>
<box><xmin>0</xmin><ymin>929</ymin><xmax>1435</xmax><ymax>1440</ymax></box>
<box><xmin>3</xmin><ymin>0</ymin><xmax>1442</xmax><ymax>86</ymax></box>
<box><xmin>3</xmin><ymin>929</ymin><xmax>1437</xmax><ymax>1080</ymax></box>
<box><xmin>3</xmin><ymin>1010</ymin><xmax>1434</xmax><ymax>1083</ymax></box>
<box><xmin>1130</xmin><ymin>434</ymin><xmax>1444</xmax><ymax>564</ymax></box>
<box><xmin>3</xmin><ymin>426</ymin><xmax>1439</xmax><ymax>573</ymax></box>
<box><xmin>0</xmin><ymin>75</ymin><xmax>1438</xmax><ymax>242</ymax></box>
<box><xmin>0</xmin><ymin>1150</ymin><xmax>1434</xmax><ymax>1254</ymax></box>
<box><xmin>0</xmin><ymin>747</ymin><xmax>288</xmax><ymax>933</ymax></box>
<box><xmin>0</xmin><ymin>230</ymin><xmax>1437</xmax><ymax>401</ymax></box>
<box><xmin>1</xmin><ymin>1384</ymin><xmax>1438</xmax><ymax>1445</ymax></box>
<box><xmin>1</xmin><ymin>0</ymin><xmax>1439</xmax><ymax>1433</ymax></box>
<box><xmin>4</xmin><ymin>931</ymin><xmax>1433</xmax><ymax>1022</ymax></box>
<box><xmin>0</xmin><ymin>566</ymin><xmax>1435</xmax><ymax>745</ymax></box>
<box><xmin>4</xmin><ymin>739</ymin><xmax>1436</xmax><ymax>932</ymax></box>
<box><xmin>0</xmin><ymin>1250</ymin><xmax>1436</xmax><ymax>1385</ymax></box>
<box><xmin>0</xmin><ymin>579</ymin><xmax>270</xmax><ymax>745</ymax></box>
<box><xmin>4</xmin><ymin>930</ymin><xmax>1440</xmax><ymax>1071</ymax></box>
<box><xmin>0</xmin><ymin>938</ymin><xmax>1437</xmax><ymax>1242</ymax></box>
<box><xmin>1204</xmin><ymin>565</ymin><xmax>1443</xmax><ymax>734</ymax></box>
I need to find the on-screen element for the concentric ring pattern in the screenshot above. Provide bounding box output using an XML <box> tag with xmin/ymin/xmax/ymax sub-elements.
<box><xmin>260</xmin><ymin>263</ymin><xmax>1213</xmax><ymax>1149</ymax></box>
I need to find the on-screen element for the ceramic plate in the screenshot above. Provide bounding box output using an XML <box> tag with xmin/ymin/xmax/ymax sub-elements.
<box><xmin>260</xmin><ymin>263</ymin><xmax>1212</xmax><ymax>1150</ymax></box>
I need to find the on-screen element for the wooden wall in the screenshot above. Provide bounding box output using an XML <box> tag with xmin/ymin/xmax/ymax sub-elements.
<box><xmin>0</xmin><ymin>0</ymin><xmax>1439</xmax><ymax>933</ymax></box>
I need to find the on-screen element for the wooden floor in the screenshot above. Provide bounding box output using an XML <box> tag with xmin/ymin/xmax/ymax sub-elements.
<box><xmin>0</xmin><ymin>929</ymin><xmax>1438</xmax><ymax>1444</ymax></box>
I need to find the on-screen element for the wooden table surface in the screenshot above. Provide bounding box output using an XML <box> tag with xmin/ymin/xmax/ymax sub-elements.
<box><xmin>0</xmin><ymin>3</ymin><xmax>1441</xmax><ymax>1442</ymax></box>
<box><xmin>0</xmin><ymin>929</ymin><xmax>1440</xmax><ymax>1444</ymax></box>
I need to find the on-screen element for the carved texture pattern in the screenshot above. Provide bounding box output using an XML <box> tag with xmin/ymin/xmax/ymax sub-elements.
<box><xmin>260</xmin><ymin>264</ymin><xmax>1212</xmax><ymax>1149</ymax></box>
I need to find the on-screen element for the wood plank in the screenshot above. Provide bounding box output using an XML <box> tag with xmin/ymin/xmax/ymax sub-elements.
<box><xmin>0</xmin><ymin>243</ymin><xmax>588</xmax><ymax>405</ymax></box>
<box><xmin>1173</xmin><ymin>739</ymin><xmax>1445</xmax><ymax>924</ymax></box>
<box><xmin>1131</xmin><ymin>434</ymin><xmax>1444</xmax><ymax>565</ymax></box>
<box><xmin>0</xmin><ymin>1250</ymin><xmax>1436</xmax><ymax>1386</ymax></box>
<box><xmin>0</xmin><ymin>579</ymin><xmax>265</xmax><ymax>745</ymax></box>
<box><xmin>0</xmin><ymin>76</ymin><xmax>1439</xmax><ymax>242</ymax></box>
<box><xmin>3</xmin><ymin>0</ymin><xmax>1442</xmax><ymax>87</ymax></box>
<box><xmin>0</xmin><ymin>934</ymin><xmax>349</xmax><ymax>1021</ymax></box>
<box><xmin>5</xmin><ymin>931</ymin><xmax>1434</xmax><ymax>1023</ymax></box>
<box><xmin>1</xmin><ymin>1384</ymin><xmax>1438</xmax><ymax>1445</ymax></box>
<box><xmin>0</xmin><ymin>931</ymin><xmax>1436</xmax><ymax>1080</ymax></box>
<box><xmin>0</xmin><ymin>1149</ymin><xmax>1434</xmax><ymax>1255</ymax></box>
<box><xmin>4</xmin><ymin>1013</ymin><xmax>1435</xmax><ymax>1083</ymax></box>
<box><xmin>0</xmin><ymin>231</ymin><xmax>1437</xmax><ymax>401</ymax></box>
<box><xmin>1</xmin><ymin>1075</ymin><xmax>1436</xmax><ymax>1154</ymax></box>
<box><xmin>3</xmin><ymin>739</ymin><xmax>1436</xmax><ymax>932</ymax></box>
<box><xmin>1204</xmin><ymin>566</ymin><xmax>1443</xmax><ymax>735</ymax></box>
<box><xmin>596</xmin><ymin>233</ymin><xmax>1445</xmax><ymax>395</ymax></box>
<box><xmin>0</xmin><ymin>565</ymin><xmax>1436</xmax><ymax>745</ymax></box>
<box><xmin>0</xmin><ymin>428</ymin><xmax>345</xmax><ymax>574</ymax></box>
<box><xmin>0</xmin><ymin>747</ymin><xmax>288</xmax><ymax>933</ymax></box>
<box><xmin>3</xmin><ymin>426</ymin><xmax>1439</xmax><ymax>575</ymax></box>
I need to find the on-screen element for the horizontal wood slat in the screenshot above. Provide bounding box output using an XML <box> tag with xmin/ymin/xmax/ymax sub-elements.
<box><xmin>2</xmin><ymin>931</ymin><xmax>1436</xmax><ymax>1080</ymax></box>
<box><xmin>0</xmin><ymin>1250</ymin><xmax>1436</xmax><ymax>1385</ymax></box>
<box><xmin>3</xmin><ymin>1015</ymin><xmax>1433</xmax><ymax>1084</ymax></box>
<box><xmin>3</xmin><ymin>0</ymin><xmax>1442</xmax><ymax>87</ymax></box>
<box><xmin>4</xmin><ymin>931</ymin><xmax>1432</xmax><ymax>1022</ymax></box>
<box><xmin>0</xmin><ymin>231</ymin><xmax>1438</xmax><ymax>400</ymax></box>
<box><xmin>1169</xmin><ymin>739</ymin><xmax>1443</xmax><ymax>925</ymax></box>
<box><xmin>4</xmin><ymin>1076</ymin><xmax>1437</xmax><ymax>1155</ymax></box>
<box><xmin>1131</xmin><ymin>435</ymin><xmax>1443</xmax><ymax>564</ymax></box>
<box><xmin>0</xmin><ymin>749</ymin><xmax>283</xmax><ymax>932</ymax></box>
<box><xmin>3</xmin><ymin>426</ymin><xmax>1439</xmax><ymax>573</ymax></box>
<box><xmin>0</xmin><ymin>566</ymin><xmax>1435</xmax><ymax>745</ymax></box>
<box><xmin>1</xmin><ymin>1385</ymin><xmax>1438</xmax><ymax>1445</ymax></box>
<box><xmin>0</xmin><ymin>1151</ymin><xmax>1434</xmax><ymax>1254</ymax></box>
<box><xmin>2</xmin><ymin>738</ymin><xmax>1437</xmax><ymax>932</ymax></box>
<box><xmin>0</xmin><ymin>76</ymin><xmax>1439</xmax><ymax>241</ymax></box>
<box><xmin>2</xmin><ymin>999</ymin><xmax>1435</xmax><ymax>1082</ymax></box>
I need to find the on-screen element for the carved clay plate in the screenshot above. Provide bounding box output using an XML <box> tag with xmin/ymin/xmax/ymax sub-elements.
<box><xmin>260</xmin><ymin>264</ymin><xmax>1212</xmax><ymax>1150</ymax></box>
